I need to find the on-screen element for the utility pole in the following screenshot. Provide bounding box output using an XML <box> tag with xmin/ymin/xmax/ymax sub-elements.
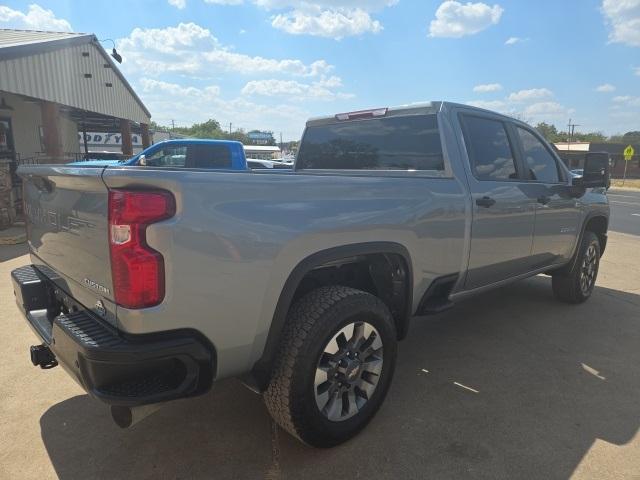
<box><xmin>567</xmin><ymin>119</ymin><xmax>580</xmax><ymax>144</ymax></box>
<box><xmin>280</xmin><ymin>132</ymin><xmax>283</xmax><ymax>151</ymax></box>
<box><xmin>566</xmin><ymin>119</ymin><xmax>580</xmax><ymax>167</ymax></box>
<box><xmin>170</xmin><ymin>119</ymin><xmax>175</xmax><ymax>139</ymax></box>
<box><xmin>229</xmin><ymin>122</ymin><xmax>232</xmax><ymax>135</ymax></box>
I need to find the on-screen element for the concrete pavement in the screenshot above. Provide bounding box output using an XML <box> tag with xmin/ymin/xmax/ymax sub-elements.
<box><xmin>1</xmin><ymin>233</ymin><xmax>639</xmax><ymax>479</ymax></box>
<box><xmin>608</xmin><ymin>189</ymin><xmax>640</xmax><ymax>236</ymax></box>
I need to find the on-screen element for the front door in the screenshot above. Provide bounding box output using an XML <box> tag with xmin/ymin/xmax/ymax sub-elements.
<box><xmin>513</xmin><ymin>126</ymin><xmax>581</xmax><ymax>266</ymax></box>
<box><xmin>459</xmin><ymin>114</ymin><xmax>537</xmax><ymax>290</ymax></box>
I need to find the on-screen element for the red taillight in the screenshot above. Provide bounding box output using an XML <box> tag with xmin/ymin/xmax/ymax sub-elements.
<box><xmin>108</xmin><ymin>190</ymin><xmax>175</xmax><ymax>309</ymax></box>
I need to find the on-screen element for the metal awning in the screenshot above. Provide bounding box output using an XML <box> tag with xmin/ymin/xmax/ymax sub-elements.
<box><xmin>60</xmin><ymin>105</ymin><xmax>144</xmax><ymax>134</ymax></box>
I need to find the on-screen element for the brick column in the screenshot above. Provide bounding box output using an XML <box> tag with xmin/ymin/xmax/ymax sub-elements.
<box><xmin>141</xmin><ymin>123</ymin><xmax>151</xmax><ymax>149</ymax></box>
<box><xmin>120</xmin><ymin>119</ymin><xmax>133</xmax><ymax>156</ymax></box>
<box><xmin>41</xmin><ymin>101</ymin><xmax>63</xmax><ymax>161</ymax></box>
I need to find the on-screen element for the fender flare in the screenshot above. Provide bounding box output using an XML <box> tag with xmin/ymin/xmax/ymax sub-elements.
<box><xmin>563</xmin><ymin>212</ymin><xmax>609</xmax><ymax>273</ymax></box>
<box><xmin>250</xmin><ymin>242</ymin><xmax>413</xmax><ymax>389</ymax></box>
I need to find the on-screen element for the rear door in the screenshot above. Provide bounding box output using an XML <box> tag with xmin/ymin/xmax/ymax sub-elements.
<box><xmin>459</xmin><ymin>113</ymin><xmax>537</xmax><ymax>289</ymax></box>
<box><xmin>512</xmin><ymin>126</ymin><xmax>581</xmax><ymax>266</ymax></box>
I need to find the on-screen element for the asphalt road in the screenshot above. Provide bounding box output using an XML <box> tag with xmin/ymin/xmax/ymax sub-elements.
<box><xmin>608</xmin><ymin>189</ymin><xmax>640</xmax><ymax>236</ymax></box>
<box><xmin>1</xmin><ymin>232</ymin><xmax>640</xmax><ymax>480</ymax></box>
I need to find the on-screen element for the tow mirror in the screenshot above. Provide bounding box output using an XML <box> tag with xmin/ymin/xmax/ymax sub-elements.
<box><xmin>575</xmin><ymin>152</ymin><xmax>610</xmax><ymax>188</ymax></box>
<box><xmin>138</xmin><ymin>154</ymin><xmax>147</xmax><ymax>166</ymax></box>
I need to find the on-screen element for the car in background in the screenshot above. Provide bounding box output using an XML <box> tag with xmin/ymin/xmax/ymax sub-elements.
<box><xmin>68</xmin><ymin>139</ymin><xmax>248</xmax><ymax>170</ymax></box>
<box><xmin>84</xmin><ymin>151</ymin><xmax>128</xmax><ymax>161</ymax></box>
<box><xmin>571</xmin><ymin>164</ymin><xmax>610</xmax><ymax>191</ymax></box>
<box><xmin>247</xmin><ymin>158</ymin><xmax>292</xmax><ymax>169</ymax></box>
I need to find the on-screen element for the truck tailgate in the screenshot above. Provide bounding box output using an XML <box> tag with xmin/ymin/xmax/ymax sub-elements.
<box><xmin>20</xmin><ymin>165</ymin><xmax>116</xmax><ymax>322</ymax></box>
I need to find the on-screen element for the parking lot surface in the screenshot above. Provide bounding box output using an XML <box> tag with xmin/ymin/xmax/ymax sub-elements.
<box><xmin>607</xmin><ymin>189</ymin><xmax>640</xmax><ymax>236</ymax></box>
<box><xmin>1</xmin><ymin>230</ymin><xmax>639</xmax><ymax>480</ymax></box>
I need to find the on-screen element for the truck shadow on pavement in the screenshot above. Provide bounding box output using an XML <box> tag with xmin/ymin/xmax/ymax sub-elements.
<box><xmin>0</xmin><ymin>243</ymin><xmax>28</xmax><ymax>263</ymax></box>
<box><xmin>40</xmin><ymin>276</ymin><xmax>640</xmax><ymax>479</ymax></box>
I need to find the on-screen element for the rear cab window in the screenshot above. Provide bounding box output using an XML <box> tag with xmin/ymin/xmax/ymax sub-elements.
<box><xmin>186</xmin><ymin>144</ymin><xmax>232</xmax><ymax>169</ymax></box>
<box><xmin>296</xmin><ymin>114</ymin><xmax>444</xmax><ymax>172</ymax></box>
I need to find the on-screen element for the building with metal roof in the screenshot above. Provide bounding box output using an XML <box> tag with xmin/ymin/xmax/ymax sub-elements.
<box><xmin>0</xmin><ymin>28</ymin><xmax>152</xmax><ymax>227</ymax></box>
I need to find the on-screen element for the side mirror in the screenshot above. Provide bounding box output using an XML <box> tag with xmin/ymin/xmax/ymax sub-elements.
<box><xmin>138</xmin><ymin>154</ymin><xmax>147</xmax><ymax>166</ymax></box>
<box><xmin>576</xmin><ymin>152</ymin><xmax>610</xmax><ymax>188</ymax></box>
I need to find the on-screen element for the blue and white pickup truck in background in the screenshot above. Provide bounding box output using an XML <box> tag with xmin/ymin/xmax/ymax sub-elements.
<box><xmin>71</xmin><ymin>139</ymin><xmax>290</xmax><ymax>170</ymax></box>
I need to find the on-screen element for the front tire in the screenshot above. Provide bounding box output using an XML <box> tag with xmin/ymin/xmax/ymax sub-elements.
<box><xmin>552</xmin><ymin>231</ymin><xmax>601</xmax><ymax>303</ymax></box>
<box><xmin>264</xmin><ymin>285</ymin><xmax>397</xmax><ymax>447</ymax></box>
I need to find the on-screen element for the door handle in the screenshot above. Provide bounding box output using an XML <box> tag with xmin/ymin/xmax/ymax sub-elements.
<box><xmin>476</xmin><ymin>196</ymin><xmax>496</xmax><ymax>208</ymax></box>
<box><xmin>537</xmin><ymin>195</ymin><xmax>551</xmax><ymax>205</ymax></box>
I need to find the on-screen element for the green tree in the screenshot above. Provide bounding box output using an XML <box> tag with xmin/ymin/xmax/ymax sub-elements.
<box><xmin>535</xmin><ymin>122</ymin><xmax>559</xmax><ymax>142</ymax></box>
<box><xmin>622</xmin><ymin>131</ymin><xmax>640</xmax><ymax>144</ymax></box>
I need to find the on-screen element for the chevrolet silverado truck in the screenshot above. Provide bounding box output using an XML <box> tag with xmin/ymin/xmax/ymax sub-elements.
<box><xmin>12</xmin><ymin>102</ymin><xmax>609</xmax><ymax>447</ymax></box>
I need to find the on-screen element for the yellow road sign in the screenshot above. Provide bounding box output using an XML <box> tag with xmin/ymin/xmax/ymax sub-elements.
<box><xmin>624</xmin><ymin>145</ymin><xmax>634</xmax><ymax>161</ymax></box>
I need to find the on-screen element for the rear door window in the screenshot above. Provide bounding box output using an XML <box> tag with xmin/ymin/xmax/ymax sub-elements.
<box><xmin>461</xmin><ymin>115</ymin><xmax>518</xmax><ymax>181</ymax></box>
<box><xmin>297</xmin><ymin>114</ymin><xmax>444</xmax><ymax>171</ymax></box>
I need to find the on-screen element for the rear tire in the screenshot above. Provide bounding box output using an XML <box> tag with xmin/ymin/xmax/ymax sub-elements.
<box><xmin>552</xmin><ymin>231</ymin><xmax>601</xmax><ymax>304</ymax></box>
<box><xmin>264</xmin><ymin>285</ymin><xmax>397</xmax><ymax>447</ymax></box>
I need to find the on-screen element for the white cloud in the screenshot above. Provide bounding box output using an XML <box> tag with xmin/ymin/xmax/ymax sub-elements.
<box><xmin>205</xmin><ymin>0</ymin><xmax>244</xmax><ymax>4</ymax></box>
<box><xmin>241</xmin><ymin>76</ymin><xmax>353</xmax><ymax>101</ymax></box>
<box><xmin>507</xmin><ymin>88</ymin><xmax>553</xmax><ymax>102</ymax></box>
<box><xmin>466</xmin><ymin>100</ymin><xmax>507</xmax><ymax>111</ymax></box>
<box><xmin>467</xmin><ymin>86</ymin><xmax>573</xmax><ymax>124</ymax></box>
<box><xmin>505</xmin><ymin>36</ymin><xmax>523</xmax><ymax>45</ymax></box>
<box><xmin>270</xmin><ymin>6</ymin><xmax>383</xmax><ymax>39</ymax></box>
<box><xmin>118</xmin><ymin>22</ymin><xmax>333</xmax><ymax>76</ymax></box>
<box><xmin>595</xmin><ymin>83</ymin><xmax>616</xmax><ymax>92</ymax></box>
<box><xmin>208</xmin><ymin>1</ymin><xmax>397</xmax><ymax>39</ymax></box>
<box><xmin>524</xmin><ymin>101</ymin><xmax>567</xmax><ymax>116</ymax></box>
<box><xmin>168</xmin><ymin>0</ymin><xmax>186</xmax><ymax>9</ymax></box>
<box><xmin>0</xmin><ymin>4</ymin><xmax>72</xmax><ymax>31</ymax></box>
<box><xmin>254</xmin><ymin>1</ymin><xmax>397</xmax><ymax>10</ymax></box>
<box><xmin>140</xmin><ymin>78</ymin><xmax>220</xmax><ymax>99</ymax></box>
<box><xmin>613</xmin><ymin>95</ymin><xmax>640</xmax><ymax>107</ymax></box>
<box><xmin>138</xmin><ymin>78</ymin><xmax>308</xmax><ymax>139</ymax></box>
<box><xmin>635</xmin><ymin>66</ymin><xmax>640</xmax><ymax>76</ymax></box>
<box><xmin>473</xmin><ymin>83</ymin><xmax>502</xmax><ymax>93</ymax></box>
<box><xmin>429</xmin><ymin>1</ymin><xmax>503</xmax><ymax>38</ymax></box>
<box><xmin>601</xmin><ymin>0</ymin><xmax>640</xmax><ymax>47</ymax></box>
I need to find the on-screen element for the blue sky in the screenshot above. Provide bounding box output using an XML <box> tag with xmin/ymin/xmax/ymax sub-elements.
<box><xmin>1</xmin><ymin>0</ymin><xmax>638</xmax><ymax>139</ymax></box>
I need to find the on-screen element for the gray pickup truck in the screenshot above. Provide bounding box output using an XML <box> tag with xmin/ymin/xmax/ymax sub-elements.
<box><xmin>12</xmin><ymin>102</ymin><xmax>609</xmax><ymax>447</ymax></box>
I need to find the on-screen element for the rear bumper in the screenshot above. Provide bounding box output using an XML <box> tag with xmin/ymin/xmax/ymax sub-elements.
<box><xmin>12</xmin><ymin>265</ymin><xmax>215</xmax><ymax>407</ymax></box>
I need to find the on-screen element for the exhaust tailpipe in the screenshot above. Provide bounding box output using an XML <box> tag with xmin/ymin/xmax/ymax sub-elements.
<box><xmin>111</xmin><ymin>403</ymin><xmax>165</xmax><ymax>429</ymax></box>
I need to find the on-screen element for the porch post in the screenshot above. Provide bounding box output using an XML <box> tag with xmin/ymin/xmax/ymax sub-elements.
<box><xmin>41</xmin><ymin>101</ymin><xmax>63</xmax><ymax>162</ymax></box>
<box><xmin>120</xmin><ymin>119</ymin><xmax>133</xmax><ymax>156</ymax></box>
<box><xmin>141</xmin><ymin>123</ymin><xmax>150</xmax><ymax>149</ymax></box>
